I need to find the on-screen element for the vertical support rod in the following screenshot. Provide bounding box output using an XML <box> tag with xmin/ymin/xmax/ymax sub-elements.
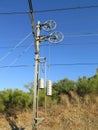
<box><xmin>32</xmin><ymin>21</ymin><xmax>40</xmax><ymax>130</ymax></box>
<box><xmin>44</xmin><ymin>59</ymin><xmax>47</xmax><ymax>116</ymax></box>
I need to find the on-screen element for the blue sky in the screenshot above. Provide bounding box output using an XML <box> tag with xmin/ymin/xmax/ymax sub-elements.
<box><xmin>0</xmin><ymin>0</ymin><xmax>98</xmax><ymax>91</ymax></box>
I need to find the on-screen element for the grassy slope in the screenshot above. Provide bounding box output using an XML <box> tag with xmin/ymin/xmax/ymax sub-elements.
<box><xmin>0</xmin><ymin>94</ymin><xmax>98</xmax><ymax>130</ymax></box>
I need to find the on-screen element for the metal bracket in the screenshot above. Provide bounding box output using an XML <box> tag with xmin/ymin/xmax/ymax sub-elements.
<box><xmin>35</xmin><ymin>36</ymin><xmax>47</xmax><ymax>42</ymax></box>
<box><xmin>35</xmin><ymin>117</ymin><xmax>45</xmax><ymax>126</ymax></box>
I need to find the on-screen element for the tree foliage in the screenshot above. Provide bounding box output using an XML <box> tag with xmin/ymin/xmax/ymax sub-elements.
<box><xmin>0</xmin><ymin>89</ymin><xmax>32</xmax><ymax>113</ymax></box>
<box><xmin>0</xmin><ymin>69</ymin><xmax>98</xmax><ymax>113</ymax></box>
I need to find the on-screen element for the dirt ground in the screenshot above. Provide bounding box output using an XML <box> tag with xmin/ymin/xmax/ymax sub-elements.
<box><xmin>0</xmin><ymin>102</ymin><xmax>98</xmax><ymax>130</ymax></box>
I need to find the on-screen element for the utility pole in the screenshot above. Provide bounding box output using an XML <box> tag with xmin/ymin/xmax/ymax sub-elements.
<box><xmin>32</xmin><ymin>21</ymin><xmax>40</xmax><ymax>130</ymax></box>
<box><xmin>28</xmin><ymin>1</ymin><xmax>64</xmax><ymax>130</ymax></box>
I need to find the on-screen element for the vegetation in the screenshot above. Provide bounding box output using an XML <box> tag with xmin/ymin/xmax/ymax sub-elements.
<box><xmin>0</xmin><ymin>89</ymin><xmax>32</xmax><ymax>113</ymax></box>
<box><xmin>0</xmin><ymin>69</ymin><xmax>98</xmax><ymax>130</ymax></box>
<box><xmin>0</xmin><ymin>69</ymin><xmax>98</xmax><ymax>113</ymax></box>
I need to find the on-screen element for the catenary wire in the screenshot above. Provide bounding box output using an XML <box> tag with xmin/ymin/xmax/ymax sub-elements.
<box><xmin>0</xmin><ymin>5</ymin><xmax>98</xmax><ymax>15</ymax></box>
<box><xmin>0</xmin><ymin>41</ymin><xmax>98</xmax><ymax>50</ymax></box>
<box><xmin>0</xmin><ymin>42</ymin><xmax>33</xmax><ymax>76</ymax></box>
<box><xmin>34</xmin><ymin>5</ymin><xmax>98</xmax><ymax>13</ymax></box>
<box><xmin>48</xmin><ymin>63</ymin><xmax>98</xmax><ymax>66</ymax></box>
<box><xmin>0</xmin><ymin>32</ymin><xmax>98</xmax><ymax>49</ymax></box>
<box><xmin>0</xmin><ymin>65</ymin><xmax>33</xmax><ymax>68</ymax></box>
<box><xmin>0</xmin><ymin>32</ymin><xmax>32</xmax><ymax>62</ymax></box>
<box><xmin>1</xmin><ymin>62</ymin><xmax>98</xmax><ymax>69</ymax></box>
<box><xmin>64</xmin><ymin>33</ymin><xmax>98</xmax><ymax>37</ymax></box>
<box><xmin>0</xmin><ymin>45</ymin><xmax>33</xmax><ymax>49</ymax></box>
<box><xmin>42</xmin><ymin>41</ymin><xmax>98</xmax><ymax>46</ymax></box>
<box><xmin>0</xmin><ymin>32</ymin><xmax>98</xmax><ymax>48</ymax></box>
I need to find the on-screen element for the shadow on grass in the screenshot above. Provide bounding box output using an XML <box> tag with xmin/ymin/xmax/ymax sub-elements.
<box><xmin>5</xmin><ymin>113</ymin><xmax>25</xmax><ymax>130</ymax></box>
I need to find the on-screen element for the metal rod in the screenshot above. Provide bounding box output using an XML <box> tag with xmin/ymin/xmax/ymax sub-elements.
<box><xmin>27</xmin><ymin>1</ymin><xmax>39</xmax><ymax>129</ymax></box>
<box><xmin>32</xmin><ymin>21</ymin><xmax>40</xmax><ymax>130</ymax></box>
<box><xmin>28</xmin><ymin>0</ymin><xmax>34</xmax><ymax>26</ymax></box>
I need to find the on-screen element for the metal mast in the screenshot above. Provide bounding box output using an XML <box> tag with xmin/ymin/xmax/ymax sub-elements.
<box><xmin>28</xmin><ymin>1</ymin><xmax>64</xmax><ymax>130</ymax></box>
<box><xmin>28</xmin><ymin>1</ymin><xmax>40</xmax><ymax>130</ymax></box>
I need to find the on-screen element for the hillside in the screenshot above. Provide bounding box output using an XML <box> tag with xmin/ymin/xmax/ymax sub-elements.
<box><xmin>0</xmin><ymin>93</ymin><xmax>98</xmax><ymax>130</ymax></box>
<box><xmin>0</xmin><ymin>71</ymin><xmax>98</xmax><ymax>130</ymax></box>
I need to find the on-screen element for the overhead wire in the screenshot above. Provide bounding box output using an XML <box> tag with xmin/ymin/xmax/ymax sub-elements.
<box><xmin>0</xmin><ymin>65</ymin><xmax>33</xmax><ymax>68</ymax></box>
<box><xmin>0</xmin><ymin>41</ymin><xmax>98</xmax><ymax>51</ymax></box>
<box><xmin>64</xmin><ymin>33</ymin><xmax>98</xmax><ymax>37</ymax></box>
<box><xmin>0</xmin><ymin>42</ymin><xmax>33</xmax><ymax>76</ymax></box>
<box><xmin>0</xmin><ymin>45</ymin><xmax>33</xmax><ymax>49</ymax></box>
<box><xmin>48</xmin><ymin>63</ymin><xmax>98</xmax><ymax>66</ymax></box>
<box><xmin>0</xmin><ymin>3</ymin><xmax>98</xmax><ymax>75</ymax></box>
<box><xmin>34</xmin><ymin>5</ymin><xmax>98</xmax><ymax>13</ymax></box>
<box><xmin>40</xmin><ymin>41</ymin><xmax>98</xmax><ymax>46</ymax></box>
<box><xmin>0</xmin><ymin>12</ymin><xmax>29</xmax><ymax>15</ymax></box>
<box><xmin>0</xmin><ymin>38</ymin><xmax>31</xmax><ymax>42</ymax></box>
<box><xmin>0</xmin><ymin>32</ymin><xmax>98</xmax><ymax>49</ymax></box>
<box><xmin>58</xmin><ymin>15</ymin><xmax>98</xmax><ymax>25</ymax></box>
<box><xmin>1</xmin><ymin>62</ymin><xmax>98</xmax><ymax>69</ymax></box>
<box><xmin>0</xmin><ymin>5</ymin><xmax>98</xmax><ymax>15</ymax></box>
<box><xmin>0</xmin><ymin>32</ymin><xmax>32</xmax><ymax>62</ymax></box>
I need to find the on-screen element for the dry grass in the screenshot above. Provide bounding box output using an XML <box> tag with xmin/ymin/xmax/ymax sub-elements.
<box><xmin>0</xmin><ymin>94</ymin><xmax>98</xmax><ymax>130</ymax></box>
